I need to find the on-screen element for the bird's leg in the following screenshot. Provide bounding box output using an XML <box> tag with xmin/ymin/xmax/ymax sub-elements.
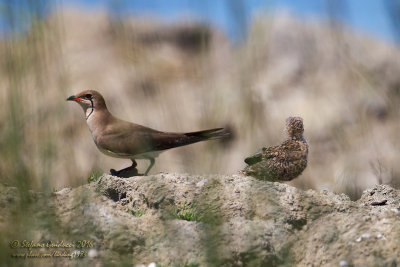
<box><xmin>143</xmin><ymin>157</ymin><xmax>155</xmax><ymax>176</ymax></box>
<box><xmin>110</xmin><ymin>159</ymin><xmax>139</xmax><ymax>178</ymax></box>
<box><xmin>130</xmin><ymin>159</ymin><xmax>137</xmax><ymax>168</ymax></box>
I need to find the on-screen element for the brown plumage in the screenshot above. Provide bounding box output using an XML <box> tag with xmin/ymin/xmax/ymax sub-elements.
<box><xmin>242</xmin><ymin>117</ymin><xmax>308</xmax><ymax>181</ymax></box>
<box><xmin>67</xmin><ymin>90</ymin><xmax>228</xmax><ymax>177</ymax></box>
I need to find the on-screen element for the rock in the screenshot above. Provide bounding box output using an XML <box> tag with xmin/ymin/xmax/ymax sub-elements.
<box><xmin>196</xmin><ymin>179</ymin><xmax>208</xmax><ymax>187</ymax></box>
<box><xmin>361</xmin><ymin>233</ymin><xmax>371</xmax><ymax>239</ymax></box>
<box><xmin>88</xmin><ymin>249</ymin><xmax>98</xmax><ymax>258</ymax></box>
<box><xmin>2</xmin><ymin>174</ymin><xmax>400</xmax><ymax>266</ymax></box>
<box><xmin>54</xmin><ymin>187</ymin><xmax>72</xmax><ymax>196</ymax></box>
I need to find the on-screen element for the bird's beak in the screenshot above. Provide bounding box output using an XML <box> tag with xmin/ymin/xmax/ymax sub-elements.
<box><xmin>66</xmin><ymin>95</ymin><xmax>82</xmax><ymax>101</ymax></box>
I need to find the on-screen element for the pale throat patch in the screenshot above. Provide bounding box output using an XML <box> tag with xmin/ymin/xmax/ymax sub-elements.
<box><xmin>85</xmin><ymin>99</ymin><xmax>94</xmax><ymax>120</ymax></box>
<box><xmin>86</xmin><ymin>107</ymin><xmax>94</xmax><ymax>119</ymax></box>
<box><xmin>85</xmin><ymin>110</ymin><xmax>97</xmax><ymax>143</ymax></box>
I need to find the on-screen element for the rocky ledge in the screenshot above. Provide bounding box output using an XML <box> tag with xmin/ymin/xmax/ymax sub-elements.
<box><xmin>1</xmin><ymin>174</ymin><xmax>399</xmax><ymax>266</ymax></box>
<box><xmin>46</xmin><ymin>173</ymin><xmax>399</xmax><ymax>266</ymax></box>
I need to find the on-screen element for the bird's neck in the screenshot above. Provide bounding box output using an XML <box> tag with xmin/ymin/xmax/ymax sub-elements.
<box><xmin>86</xmin><ymin>108</ymin><xmax>112</xmax><ymax>139</ymax></box>
<box><xmin>289</xmin><ymin>135</ymin><xmax>306</xmax><ymax>142</ymax></box>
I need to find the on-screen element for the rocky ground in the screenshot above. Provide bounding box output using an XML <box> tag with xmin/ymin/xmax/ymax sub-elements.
<box><xmin>2</xmin><ymin>173</ymin><xmax>399</xmax><ymax>266</ymax></box>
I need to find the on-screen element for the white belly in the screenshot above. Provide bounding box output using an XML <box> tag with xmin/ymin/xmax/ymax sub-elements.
<box><xmin>97</xmin><ymin>145</ymin><xmax>162</xmax><ymax>159</ymax></box>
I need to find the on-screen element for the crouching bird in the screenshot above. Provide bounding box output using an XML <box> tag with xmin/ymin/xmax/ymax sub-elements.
<box><xmin>242</xmin><ymin>117</ymin><xmax>308</xmax><ymax>181</ymax></box>
<box><xmin>67</xmin><ymin>90</ymin><xmax>228</xmax><ymax>177</ymax></box>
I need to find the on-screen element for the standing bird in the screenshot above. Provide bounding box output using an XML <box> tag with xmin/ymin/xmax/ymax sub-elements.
<box><xmin>242</xmin><ymin>117</ymin><xmax>308</xmax><ymax>181</ymax></box>
<box><xmin>67</xmin><ymin>90</ymin><xmax>228</xmax><ymax>177</ymax></box>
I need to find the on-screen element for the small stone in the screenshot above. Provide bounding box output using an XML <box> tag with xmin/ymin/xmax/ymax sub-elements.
<box><xmin>148</xmin><ymin>263</ymin><xmax>156</xmax><ymax>267</ymax></box>
<box><xmin>55</xmin><ymin>187</ymin><xmax>72</xmax><ymax>195</ymax></box>
<box><xmin>88</xmin><ymin>249</ymin><xmax>98</xmax><ymax>258</ymax></box>
<box><xmin>363</xmin><ymin>216</ymin><xmax>371</xmax><ymax>222</ymax></box>
<box><xmin>120</xmin><ymin>198</ymin><xmax>130</xmax><ymax>206</ymax></box>
<box><xmin>339</xmin><ymin>260</ymin><xmax>349</xmax><ymax>267</ymax></box>
<box><xmin>361</xmin><ymin>233</ymin><xmax>371</xmax><ymax>239</ymax></box>
<box><xmin>376</xmin><ymin>233</ymin><xmax>383</xmax><ymax>239</ymax></box>
<box><xmin>391</xmin><ymin>208</ymin><xmax>399</xmax><ymax>213</ymax></box>
<box><xmin>196</xmin><ymin>179</ymin><xmax>208</xmax><ymax>187</ymax></box>
<box><xmin>356</xmin><ymin>237</ymin><xmax>362</xmax><ymax>242</ymax></box>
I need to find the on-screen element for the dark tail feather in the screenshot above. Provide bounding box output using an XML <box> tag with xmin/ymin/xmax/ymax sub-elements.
<box><xmin>152</xmin><ymin>128</ymin><xmax>229</xmax><ymax>151</ymax></box>
<box><xmin>185</xmin><ymin>128</ymin><xmax>229</xmax><ymax>140</ymax></box>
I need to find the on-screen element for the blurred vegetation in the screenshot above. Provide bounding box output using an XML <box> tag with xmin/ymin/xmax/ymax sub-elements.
<box><xmin>1</xmin><ymin>0</ymin><xmax>400</xmax><ymax>265</ymax></box>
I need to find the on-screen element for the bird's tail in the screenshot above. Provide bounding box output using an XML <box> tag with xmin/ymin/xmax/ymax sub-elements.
<box><xmin>184</xmin><ymin>128</ymin><xmax>229</xmax><ymax>141</ymax></box>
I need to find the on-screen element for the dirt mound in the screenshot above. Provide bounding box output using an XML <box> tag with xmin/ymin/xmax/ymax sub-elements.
<box><xmin>2</xmin><ymin>174</ymin><xmax>396</xmax><ymax>266</ymax></box>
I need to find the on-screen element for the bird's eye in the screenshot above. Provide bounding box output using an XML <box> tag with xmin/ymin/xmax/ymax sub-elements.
<box><xmin>85</xmin><ymin>94</ymin><xmax>93</xmax><ymax>99</ymax></box>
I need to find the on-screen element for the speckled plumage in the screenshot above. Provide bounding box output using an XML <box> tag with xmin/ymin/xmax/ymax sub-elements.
<box><xmin>243</xmin><ymin>117</ymin><xmax>308</xmax><ymax>181</ymax></box>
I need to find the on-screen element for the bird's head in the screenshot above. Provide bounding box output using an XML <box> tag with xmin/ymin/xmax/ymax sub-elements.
<box><xmin>67</xmin><ymin>90</ymin><xmax>107</xmax><ymax>117</ymax></box>
<box><xmin>285</xmin><ymin>116</ymin><xmax>304</xmax><ymax>140</ymax></box>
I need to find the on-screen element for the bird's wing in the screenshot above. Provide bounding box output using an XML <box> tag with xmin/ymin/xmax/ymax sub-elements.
<box><xmin>265</xmin><ymin>140</ymin><xmax>307</xmax><ymax>161</ymax></box>
<box><xmin>244</xmin><ymin>145</ymin><xmax>280</xmax><ymax>165</ymax></box>
<box><xmin>244</xmin><ymin>149</ymin><xmax>263</xmax><ymax>165</ymax></box>
<box><xmin>96</xmin><ymin>123</ymin><xmax>185</xmax><ymax>156</ymax></box>
<box><xmin>245</xmin><ymin>140</ymin><xmax>307</xmax><ymax>165</ymax></box>
<box><xmin>97</xmin><ymin>120</ymin><xmax>223</xmax><ymax>157</ymax></box>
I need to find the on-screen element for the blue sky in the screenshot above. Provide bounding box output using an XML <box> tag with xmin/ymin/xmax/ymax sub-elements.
<box><xmin>1</xmin><ymin>0</ymin><xmax>398</xmax><ymax>43</ymax></box>
<box><xmin>66</xmin><ymin>0</ymin><xmax>397</xmax><ymax>43</ymax></box>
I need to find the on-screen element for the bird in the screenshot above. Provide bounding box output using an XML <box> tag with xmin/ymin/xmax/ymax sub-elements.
<box><xmin>67</xmin><ymin>90</ymin><xmax>228</xmax><ymax>177</ymax></box>
<box><xmin>242</xmin><ymin>117</ymin><xmax>308</xmax><ymax>181</ymax></box>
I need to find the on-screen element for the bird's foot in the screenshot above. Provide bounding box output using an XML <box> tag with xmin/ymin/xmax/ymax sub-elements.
<box><xmin>109</xmin><ymin>166</ymin><xmax>140</xmax><ymax>178</ymax></box>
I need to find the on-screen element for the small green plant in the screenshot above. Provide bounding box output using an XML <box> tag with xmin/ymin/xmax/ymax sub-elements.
<box><xmin>126</xmin><ymin>208</ymin><xmax>143</xmax><ymax>217</ymax></box>
<box><xmin>173</xmin><ymin>201</ymin><xmax>201</xmax><ymax>222</ymax></box>
<box><xmin>87</xmin><ymin>170</ymin><xmax>103</xmax><ymax>183</ymax></box>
